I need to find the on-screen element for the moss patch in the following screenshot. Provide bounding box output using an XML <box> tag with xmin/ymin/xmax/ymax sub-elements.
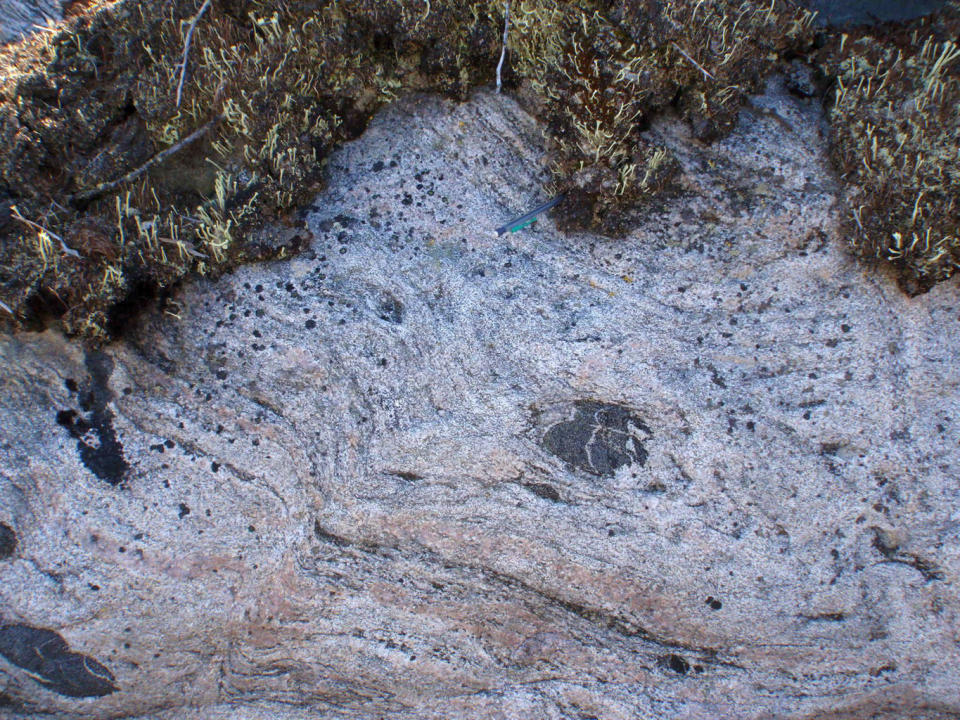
<box><xmin>0</xmin><ymin>0</ymin><xmax>954</xmax><ymax>340</ymax></box>
<box><xmin>509</xmin><ymin>0</ymin><xmax>814</xmax><ymax>233</ymax></box>
<box><xmin>818</xmin><ymin>5</ymin><xmax>960</xmax><ymax>292</ymax></box>
<box><xmin>0</xmin><ymin>0</ymin><xmax>502</xmax><ymax>340</ymax></box>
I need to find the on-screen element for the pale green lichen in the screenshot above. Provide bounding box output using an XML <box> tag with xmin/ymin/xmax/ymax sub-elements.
<box><xmin>820</xmin><ymin>5</ymin><xmax>960</xmax><ymax>290</ymax></box>
<box><xmin>1</xmin><ymin>0</ymin><xmax>953</xmax><ymax>340</ymax></box>
<box><xmin>507</xmin><ymin>0</ymin><xmax>815</xmax><ymax>233</ymax></box>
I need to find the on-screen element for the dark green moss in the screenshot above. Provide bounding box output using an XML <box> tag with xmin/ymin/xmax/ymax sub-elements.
<box><xmin>0</xmin><ymin>0</ymin><xmax>502</xmax><ymax>339</ymax></box>
<box><xmin>818</xmin><ymin>4</ymin><xmax>960</xmax><ymax>291</ymax></box>
<box><xmin>0</xmin><ymin>0</ymin><xmax>952</xmax><ymax>341</ymax></box>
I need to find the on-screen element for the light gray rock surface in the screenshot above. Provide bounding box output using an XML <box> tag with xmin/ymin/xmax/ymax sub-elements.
<box><xmin>0</xmin><ymin>0</ymin><xmax>61</xmax><ymax>45</ymax></box>
<box><xmin>1</xmin><ymin>81</ymin><xmax>959</xmax><ymax>719</ymax></box>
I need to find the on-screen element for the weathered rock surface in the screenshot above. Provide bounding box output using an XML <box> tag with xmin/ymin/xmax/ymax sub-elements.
<box><xmin>1</xmin><ymin>82</ymin><xmax>959</xmax><ymax>719</ymax></box>
<box><xmin>0</xmin><ymin>0</ymin><xmax>60</xmax><ymax>45</ymax></box>
<box><xmin>799</xmin><ymin>0</ymin><xmax>950</xmax><ymax>26</ymax></box>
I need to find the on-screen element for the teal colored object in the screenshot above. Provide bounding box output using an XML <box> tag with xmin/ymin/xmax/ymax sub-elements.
<box><xmin>496</xmin><ymin>195</ymin><xmax>564</xmax><ymax>236</ymax></box>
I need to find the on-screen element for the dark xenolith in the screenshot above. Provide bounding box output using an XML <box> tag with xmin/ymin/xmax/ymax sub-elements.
<box><xmin>55</xmin><ymin>350</ymin><xmax>129</xmax><ymax>485</ymax></box>
<box><xmin>542</xmin><ymin>401</ymin><xmax>651</xmax><ymax>477</ymax></box>
<box><xmin>0</xmin><ymin>624</ymin><xmax>117</xmax><ymax>698</ymax></box>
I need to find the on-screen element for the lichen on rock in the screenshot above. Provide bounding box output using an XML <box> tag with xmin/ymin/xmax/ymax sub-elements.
<box><xmin>818</xmin><ymin>5</ymin><xmax>960</xmax><ymax>291</ymax></box>
<box><xmin>0</xmin><ymin>0</ymin><xmax>956</xmax><ymax>340</ymax></box>
<box><xmin>0</xmin><ymin>0</ymin><xmax>503</xmax><ymax>339</ymax></box>
<box><xmin>509</xmin><ymin>0</ymin><xmax>815</xmax><ymax>233</ymax></box>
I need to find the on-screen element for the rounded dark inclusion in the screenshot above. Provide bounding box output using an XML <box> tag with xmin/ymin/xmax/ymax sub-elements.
<box><xmin>541</xmin><ymin>401</ymin><xmax>651</xmax><ymax>477</ymax></box>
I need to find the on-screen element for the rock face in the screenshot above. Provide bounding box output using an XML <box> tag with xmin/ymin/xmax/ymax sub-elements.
<box><xmin>1</xmin><ymin>83</ymin><xmax>959</xmax><ymax>719</ymax></box>
<box><xmin>0</xmin><ymin>0</ymin><xmax>60</xmax><ymax>45</ymax></box>
<box><xmin>798</xmin><ymin>0</ymin><xmax>950</xmax><ymax>26</ymax></box>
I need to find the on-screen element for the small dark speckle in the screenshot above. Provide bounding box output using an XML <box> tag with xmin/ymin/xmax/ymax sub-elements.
<box><xmin>178</xmin><ymin>503</ymin><xmax>191</xmax><ymax>519</ymax></box>
<box><xmin>526</xmin><ymin>483</ymin><xmax>561</xmax><ymax>502</ymax></box>
<box><xmin>215</xmin><ymin>369</ymin><xmax>228</xmax><ymax>380</ymax></box>
<box><xmin>64</xmin><ymin>378</ymin><xmax>78</xmax><ymax>392</ymax></box>
<box><xmin>56</xmin><ymin>409</ymin><xmax>77</xmax><ymax>428</ymax></box>
<box><xmin>663</xmin><ymin>654</ymin><xmax>690</xmax><ymax>675</ymax></box>
<box><xmin>211</xmin><ymin>462</ymin><xmax>220</xmax><ymax>473</ymax></box>
<box><xmin>841</xmin><ymin>324</ymin><xmax>851</xmax><ymax>333</ymax></box>
<box><xmin>305</xmin><ymin>319</ymin><xmax>316</xmax><ymax>329</ymax></box>
<box><xmin>378</xmin><ymin>295</ymin><xmax>404</xmax><ymax>324</ymax></box>
<box><xmin>705</xmin><ymin>596</ymin><xmax>722</xmax><ymax>610</ymax></box>
<box><xmin>372</xmin><ymin>160</ymin><xmax>385</xmax><ymax>172</ymax></box>
<box><xmin>889</xmin><ymin>428</ymin><xmax>911</xmax><ymax>442</ymax></box>
<box><xmin>0</xmin><ymin>522</ymin><xmax>17</xmax><ymax>559</ymax></box>
<box><xmin>709</xmin><ymin>367</ymin><xmax>727</xmax><ymax>388</ymax></box>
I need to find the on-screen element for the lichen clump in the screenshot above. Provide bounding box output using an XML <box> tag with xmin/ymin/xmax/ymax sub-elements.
<box><xmin>509</xmin><ymin>0</ymin><xmax>815</xmax><ymax>233</ymax></box>
<box><xmin>820</xmin><ymin>6</ymin><xmax>960</xmax><ymax>291</ymax></box>
<box><xmin>0</xmin><ymin>0</ymin><xmax>502</xmax><ymax>339</ymax></box>
<box><xmin>2</xmin><ymin>0</ymin><xmax>954</xmax><ymax>340</ymax></box>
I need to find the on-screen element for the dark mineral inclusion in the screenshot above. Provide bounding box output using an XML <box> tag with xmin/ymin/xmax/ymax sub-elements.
<box><xmin>55</xmin><ymin>351</ymin><xmax>129</xmax><ymax>486</ymax></box>
<box><xmin>0</xmin><ymin>522</ymin><xmax>16</xmax><ymax>559</ymax></box>
<box><xmin>542</xmin><ymin>401</ymin><xmax>651</xmax><ymax>477</ymax></box>
<box><xmin>0</xmin><ymin>624</ymin><xmax>117</xmax><ymax>698</ymax></box>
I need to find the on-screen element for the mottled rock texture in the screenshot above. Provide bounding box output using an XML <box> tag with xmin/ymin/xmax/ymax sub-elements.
<box><xmin>0</xmin><ymin>0</ymin><xmax>60</xmax><ymax>45</ymax></box>
<box><xmin>1</xmin><ymin>84</ymin><xmax>959</xmax><ymax>719</ymax></box>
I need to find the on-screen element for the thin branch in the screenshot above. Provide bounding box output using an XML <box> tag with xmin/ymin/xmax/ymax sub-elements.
<box><xmin>176</xmin><ymin>0</ymin><xmax>212</xmax><ymax>108</ymax></box>
<box><xmin>496</xmin><ymin>1</ymin><xmax>511</xmax><ymax>93</ymax></box>
<box><xmin>10</xmin><ymin>206</ymin><xmax>81</xmax><ymax>258</ymax></box>
<box><xmin>72</xmin><ymin>117</ymin><xmax>221</xmax><ymax>203</ymax></box>
<box><xmin>159</xmin><ymin>237</ymin><xmax>208</xmax><ymax>259</ymax></box>
<box><xmin>0</xmin><ymin>299</ymin><xmax>12</xmax><ymax>316</ymax></box>
<box><xmin>671</xmin><ymin>41</ymin><xmax>714</xmax><ymax>80</ymax></box>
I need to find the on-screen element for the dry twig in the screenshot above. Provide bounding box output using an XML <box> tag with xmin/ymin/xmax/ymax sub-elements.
<box><xmin>176</xmin><ymin>0</ymin><xmax>212</xmax><ymax>108</ymax></box>
<box><xmin>10</xmin><ymin>206</ymin><xmax>81</xmax><ymax>258</ymax></box>
<box><xmin>496</xmin><ymin>1</ymin><xmax>511</xmax><ymax>93</ymax></box>
<box><xmin>671</xmin><ymin>41</ymin><xmax>714</xmax><ymax>80</ymax></box>
<box><xmin>72</xmin><ymin>117</ymin><xmax>221</xmax><ymax>203</ymax></box>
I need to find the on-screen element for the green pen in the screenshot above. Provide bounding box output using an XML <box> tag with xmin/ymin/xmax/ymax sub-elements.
<box><xmin>496</xmin><ymin>195</ymin><xmax>564</xmax><ymax>236</ymax></box>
